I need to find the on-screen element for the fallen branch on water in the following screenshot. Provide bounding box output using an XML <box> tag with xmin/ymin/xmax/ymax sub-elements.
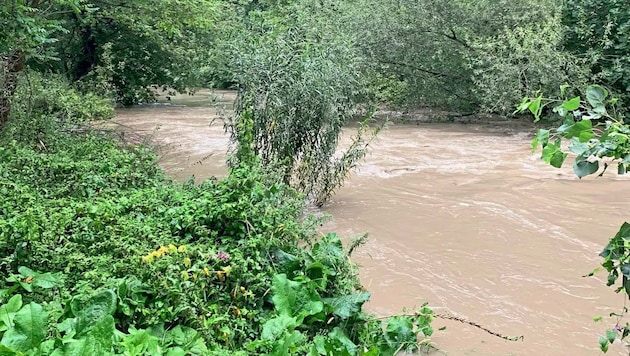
<box><xmin>370</xmin><ymin>312</ymin><xmax>524</xmax><ymax>342</ymax></box>
<box><xmin>435</xmin><ymin>313</ymin><xmax>524</xmax><ymax>342</ymax></box>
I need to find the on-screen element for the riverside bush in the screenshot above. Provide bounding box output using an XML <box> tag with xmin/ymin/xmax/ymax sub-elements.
<box><xmin>0</xmin><ymin>121</ymin><xmax>435</xmax><ymax>354</ymax></box>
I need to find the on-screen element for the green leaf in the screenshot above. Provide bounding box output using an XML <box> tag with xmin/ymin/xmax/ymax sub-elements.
<box><xmin>541</xmin><ymin>143</ymin><xmax>567</xmax><ymax>168</ymax></box>
<box><xmin>0</xmin><ymin>302</ymin><xmax>47</xmax><ymax>352</ymax></box>
<box><xmin>528</xmin><ymin>97</ymin><xmax>542</xmax><ymax>121</ymax></box>
<box><xmin>262</xmin><ymin>315</ymin><xmax>298</xmax><ymax>341</ymax></box>
<box><xmin>531</xmin><ymin>129</ymin><xmax>549</xmax><ymax>152</ymax></box>
<box><xmin>599</xmin><ymin>336</ymin><xmax>609</xmax><ymax>353</ymax></box>
<box><xmin>568</xmin><ymin>139</ymin><xmax>589</xmax><ymax>155</ymax></box>
<box><xmin>165</xmin><ymin>347</ymin><xmax>186</xmax><ymax>356</ymax></box>
<box><xmin>563</xmin><ymin>97</ymin><xmax>581</xmax><ymax>111</ymax></box>
<box><xmin>271</xmin><ymin>274</ymin><xmax>323</xmax><ymax>322</ymax></box>
<box><xmin>385</xmin><ymin>316</ymin><xmax>416</xmax><ymax>351</ymax></box>
<box><xmin>573</xmin><ymin>159</ymin><xmax>599</xmax><ymax>178</ymax></box>
<box><xmin>270</xmin><ymin>330</ymin><xmax>304</xmax><ymax>356</ymax></box>
<box><xmin>0</xmin><ymin>344</ymin><xmax>18</xmax><ymax>355</ymax></box>
<box><xmin>0</xmin><ymin>295</ymin><xmax>23</xmax><ymax>329</ymax></box>
<box><xmin>563</xmin><ymin>119</ymin><xmax>595</xmax><ymax>142</ymax></box>
<box><xmin>88</xmin><ymin>315</ymin><xmax>115</xmax><ymax>351</ymax></box>
<box><xmin>514</xmin><ymin>97</ymin><xmax>530</xmax><ymax>114</ymax></box>
<box><xmin>606</xmin><ymin>329</ymin><xmax>617</xmax><ymax>343</ymax></box>
<box><xmin>311</xmin><ymin>233</ymin><xmax>344</xmax><ymax>269</ymax></box>
<box><xmin>74</xmin><ymin>290</ymin><xmax>117</xmax><ymax>336</ymax></box>
<box><xmin>187</xmin><ymin>337</ymin><xmax>208</xmax><ymax>355</ymax></box>
<box><xmin>17</xmin><ymin>267</ymin><xmax>62</xmax><ymax>290</ymax></box>
<box><xmin>165</xmin><ymin>325</ymin><xmax>200</xmax><ymax>346</ymax></box>
<box><xmin>586</xmin><ymin>85</ymin><xmax>608</xmax><ymax>110</ymax></box>
<box><xmin>323</xmin><ymin>292</ymin><xmax>370</xmax><ymax>319</ymax></box>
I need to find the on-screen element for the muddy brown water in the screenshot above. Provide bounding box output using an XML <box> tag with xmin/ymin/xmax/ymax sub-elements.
<box><xmin>114</xmin><ymin>90</ymin><xmax>629</xmax><ymax>355</ymax></box>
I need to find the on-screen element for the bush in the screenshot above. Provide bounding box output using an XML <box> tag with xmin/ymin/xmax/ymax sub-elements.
<box><xmin>0</xmin><ymin>124</ymin><xmax>433</xmax><ymax>354</ymax></box>
<box><xmin>468</xmin><ymin>14</ymin><xmax>589</xmax><ymax>113</ymax></box>
<box><xmin>2</xmin><ymin>72</ymin><xmax>113</xmax><ymax>147</ymax></box>
<box><xmin>562</xmin><ymin>0</ymin><xmax>630</xmax><ymax>109</ymax></box>
<box><xmin>225</xmin><ymin>1</ymin><xmax>380</xmax><ymax>206</ymax></box>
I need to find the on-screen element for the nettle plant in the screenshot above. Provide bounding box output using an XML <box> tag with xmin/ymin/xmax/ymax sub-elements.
<box><xmin>517</xmin><ymin>85</ymin><xmax>630</xmax><ymax>352</ymax></box>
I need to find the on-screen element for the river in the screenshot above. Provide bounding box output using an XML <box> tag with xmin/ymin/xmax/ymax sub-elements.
<box><xmin>113</xmin><ymin>90</ymin><xmax>629</xmax><ymax>355</ymax></box>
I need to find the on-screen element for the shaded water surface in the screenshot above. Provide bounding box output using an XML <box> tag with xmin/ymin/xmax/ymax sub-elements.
<box><xmin>115</xmin><ymin>92</ymin><xmax>629</xmax><ymax>355</ymax></box>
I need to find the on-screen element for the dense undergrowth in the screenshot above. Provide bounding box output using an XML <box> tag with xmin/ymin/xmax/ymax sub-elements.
<box><xmin>0</xmin><ymin>80</ymin><xmax>435</xmax><ymax>355</ymax></box>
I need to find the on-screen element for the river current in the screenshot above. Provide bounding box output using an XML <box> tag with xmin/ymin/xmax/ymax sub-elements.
<box><xmin>113</xmin><ymin>90</ymin><xmax>629</xmax><ymax>355</ymax></box>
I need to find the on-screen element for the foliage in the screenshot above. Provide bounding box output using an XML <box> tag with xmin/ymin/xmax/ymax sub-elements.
<box><xmin>467</xmin><ymin>12</ymin><xmax>588</xmax><ymax>113</ymax></box>
<box><xmin>562</xmin><ymin>0</ymin><xmax>630</xmax><ymax>107</ymax></box>
<box><xmin>517</xmin><ymin>85</ymin><xmax>630</xmax><ymax>352</ymax></box>
<box><xmin>225</xmin><ymin>0</ymin><xmax>381</xmax><ymax>206</ymax></box>
<box><xmin>0</xmin><ymin>117</ymin><xmax>435</xmax><ymax>354</ymax></box>
<box><xmin>1</xmin><ymin>0</ymin><xmax>222</xmax><ymax>106</ymax></box>
<box><xmin>0</xmin><ymin>0</ymin><xmax>80</xmax><ymax>60</ymax></box>
<box><xmin>349</xmin><ymin>0</ymin><xmax>569</xmax><ymax>113</ymax></box>
<box><xmin>2</xmin><ymin>72</ymin><xmax>113</xmax><ymax>146</ymax></box>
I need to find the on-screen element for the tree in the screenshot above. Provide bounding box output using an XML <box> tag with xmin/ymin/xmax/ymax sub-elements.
<box><xmin>225</xmin><ymin>0</ymin><xmax>380</xmax><ymax>206</ymax></box>
<box><xmin>562</xmin><ymin>0</ymin><xmax>630</xmax><ymax>108</ymax></box>
<box><xmin>349</xmin><ymin>0</ymin><xmax>575</xmax><ymax>113</ymax></box>
<box><xmin>0</xmin><ymin>0</ymin><xmax>79</xmax><ymax>127</ymax></box>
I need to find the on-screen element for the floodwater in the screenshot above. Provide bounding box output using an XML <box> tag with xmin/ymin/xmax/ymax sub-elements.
<box><xmin>114</xmin><ymin>90</ymin><xmax>630</xmax><ymax>355</ymax></box>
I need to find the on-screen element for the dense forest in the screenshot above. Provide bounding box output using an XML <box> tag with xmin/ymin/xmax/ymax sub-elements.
<box><xmin>1</xmin><ymin>0</ymin><xmax>629</xmax><ymax>354</ymax></box>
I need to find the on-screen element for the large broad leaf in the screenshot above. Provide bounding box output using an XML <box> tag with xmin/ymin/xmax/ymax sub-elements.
<box><xmin>586</xmin><ymin>85</ymin><xmax>608</xmax><ymax>111</ymax></box>
<box><xmin>165</xmin><ymin>325</ymin><xmax>199</xmax><ymax>346</ymax></box>
<box><xmin>262</xmin><ymin>315</ymin><xmax>298</xmax><ymax>341</ymax></box>
<box><xmin>120</xmin><ymin>328</ymin><xmax>161</xmax><ymax>355</ymax></box>
<box><xmin>541</xmin><ymin>143</ymin><xmax>567</xmax><ymax>168</ymax></box>
<box><xmin>324</xmin><ymin>327</ymin><xmax>358</xmax><ymax>356</ymax></box>
<box><xmin>563</xmin><ymin>96</ymin><xmax>581</xmax><ymax>111</ymax></box>
<box><xmin>74</xmin><ymin>290</ymin><xmax>117</xmax><ymax>336</ymax></box>
<box><xmin>54</xmin><ymin>316</ymin><xmax>114</xmax><ymax>356</ymax></box>
<box><xmin>271</xmin><ymin>274</ymin><xmax>323</xmax><ymax>322</ymax></box>
<box><xmin>17</xmin><ymin>267</ymin><xmax>63</xmax><ymax>290</ymax></box>
<box><xmin>0</xmin><ymin>295</ymin><xmax>23</xmax><ymax>330</ymax></box>
<box><xmin>270</xmin><ymin>330</ymin><xmax>304</xmax><ymax>356</ymax></box>
<box><xmin>0</xmin><ymin>344</ymin><xmax>18</xmax><ymax>355</ymax></box>
<box><xmin>563</xmin><ymin>119</ymin><xmax>594</xmax><ymax>142</ymax></box>
<box><xmin>573</xmin><ymin>159</ymin><xmax>599</xmax><ymax>178</ymax></box>
<box><xmin>311</xmin><ymin>233</ymin><xmax>344</xmax><ymax>269</ymax></box>
<box><xmin>384</xmin><ymin>316</ymin><xmax>416</xmax><ymax>350</ymax></box>
<box><xmin>0</xmin><ymin>302</ymin><xmax>47</xmax><ymax>352</ymax></box>
<box><xmin>323</xmin><ymin>292</ymin><xmax>371</xmax><ymax>319</ymax></box>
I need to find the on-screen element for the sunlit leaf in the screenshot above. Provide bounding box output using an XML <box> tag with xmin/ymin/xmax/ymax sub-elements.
<box><xmin>563</xmin><ymin>96</ymin><xmax>581</xmax><ymax>111</ymax></box>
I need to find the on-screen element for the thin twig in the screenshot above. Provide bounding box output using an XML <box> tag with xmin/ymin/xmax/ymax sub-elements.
<box><xmin>435</xmin><ymin>313</ymin><xmax>524</xmax><ymax>342</ymax></box>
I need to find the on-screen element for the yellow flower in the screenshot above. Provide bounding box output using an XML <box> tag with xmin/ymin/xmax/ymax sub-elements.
<box><xmin>142</xmin><ymin>255</ymin><xmax>154</xmax><ymax>263</ymax></box>
<box><xmin>168</xmin><ymin>244</ymin><xmax>177</xmax><ymax>253</ymax></box>
<box><xmin>203</xmin><ymin>267</ymin><xmax>210</xmax><ymax>276</ymax></box>
<box><xmin>184</xmin><ymin>257</ymin><xmax>192</xmax><ymax>268</ymax></box>
<box><xmin>221</xmin><ymin>266</ymin><xmax>232</xmax><ymax>277</ymax></box>
<box><xmin>177</xmin><ymin>245</ymin><xmax>186</xmax><ymax>252</ymax></box>
<box><xmin>181</xmin><ymin>271</ymin><xmax>189</xmax><ymax>281</ymax></box>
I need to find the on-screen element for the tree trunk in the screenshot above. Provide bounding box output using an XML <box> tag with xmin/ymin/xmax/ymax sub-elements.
<box><xmin>0</xmin><ymin>50</ymin><xmax>26</xmax><ymax>128</ymax></box>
